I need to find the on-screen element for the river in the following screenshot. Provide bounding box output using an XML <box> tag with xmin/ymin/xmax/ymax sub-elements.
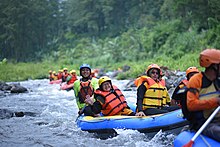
<box><xmin>0</xmin><ymin>79</ymin><xmax>176</xmax><ymax>147</ymax></box>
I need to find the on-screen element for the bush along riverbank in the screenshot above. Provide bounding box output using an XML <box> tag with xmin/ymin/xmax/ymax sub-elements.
<box><xmin>0</xmin><ymin>50</ymin><xmax>203</xmax><ymax>82</ymax></box>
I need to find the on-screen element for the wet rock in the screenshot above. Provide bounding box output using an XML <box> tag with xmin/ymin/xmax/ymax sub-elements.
<box><xmin>0</xmin><ymin>81</ymin><xmax>10</xmax><ymax>91</ymax></box>
<box><xmin>123</xmin><ymin>80</ymin><xmax>137</xmax><ymax>91</ymax></box>
<box><xmin>122</xmin><ymin>65</ymin><xmax>130</xmax><ymax>72</ymax></box>
<box><xmin>2</xmin><ymin>85</ymin><xmax>12</xmax><ymax>91</ymax></box>
<box><xmin>0</xmin><ymin>109</ymin><xmax>14</xmax><ymax>119</ymax></box>
<box><xmin>0</xmin><ymin>109</ymin><xmax>37</xmax><ymax>119</ymax></box>
<box><xmin>10</xmin><ymin>85</ymin><xmax>28</xmax><ymax>93</ymax></box>
<box><xmin>0</xmin><ymin>81</ymin><xmax>28</xmax><ymax>93</ymax></box>
<box><xmin>0</xmin><ymin>91</ymin><xmax>5</xmax><ymax>97</ymax></box>
<box><xmin>165</xmin><ymin>78</ymin><xmax>174</xmax><ymax>90</ymax></box>
<box><xmin>168</xmin><ymin>87</ymin><xmax>175</xmax><ymax>97</ymax></box>
<box><xmin>14</xmin><ymin>112</ymin><xmax>25</xmax><ymax>117</ymax></box>
<box><xmin>97</xmin><ymin>68</ymin><xmax>106</xmax><ymax>77</ymax></box>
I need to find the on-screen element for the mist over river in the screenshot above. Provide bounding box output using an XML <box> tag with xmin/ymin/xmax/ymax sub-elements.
<box><xmin>0</xmin><ymin>79</ymin><xmax>176</xmax><ymax>147</ymax></box>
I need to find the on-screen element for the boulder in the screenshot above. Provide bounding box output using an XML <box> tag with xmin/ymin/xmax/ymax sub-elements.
<box><xmin>10</xmin><ymin>85</ymin><xmax>28</xmax><ymax>93</ymax></box>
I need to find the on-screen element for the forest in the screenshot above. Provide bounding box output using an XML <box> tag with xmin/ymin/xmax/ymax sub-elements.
<box><xmin>0</xmin><ymin>0</ymin><xmax>220</xmax><ymax>81</ymax></box>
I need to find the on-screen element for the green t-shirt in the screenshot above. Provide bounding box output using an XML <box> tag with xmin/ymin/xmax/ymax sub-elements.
<box><xmin>73</xmin><ymin>78</ymin><xmax>99</xmax><ymax>109</ymax></box>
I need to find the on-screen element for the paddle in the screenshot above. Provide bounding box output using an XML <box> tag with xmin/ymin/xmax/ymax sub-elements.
<box><xmin>75</xmin><ymin>105</ymin><xmax>86</xmax><ymax>122</ymax></box>
<box><xmin>183</xmin><ymin>106</ymin><xmax>220</xmax><ymax>147</ymax></box>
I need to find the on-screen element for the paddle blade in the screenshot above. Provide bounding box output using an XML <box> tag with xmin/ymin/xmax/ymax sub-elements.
<box><xmin>183</xmin><ymin>140</ymin><xmax>194</xmax><ymax>147</ymax></box>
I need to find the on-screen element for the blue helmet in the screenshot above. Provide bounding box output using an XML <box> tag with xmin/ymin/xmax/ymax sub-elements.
<box><xmin>80</xmin><ymin>64</ymin><xmax>91</xmax><ymax>70</ymax></box>
<box><xmin>80</xmin><ymin>64</ymin><xmax>91</xmax><ymax>76</ymax></box>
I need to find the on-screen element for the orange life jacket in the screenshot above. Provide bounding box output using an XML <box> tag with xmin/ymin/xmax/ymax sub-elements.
<box><xmin>94</xmin><ymin>85</ymin><xmax>127</xmax><ymax>116</ymax></box>
<box><xmin>134</xmin><ymin>75</ymin><xmax>165</xmax><ymax>87</ymax></box>
<box><xmin>67</xmin><ymin>75</ymin><xmax>77</xmax><ymax>85</ymax></box>
<box><xmin>57</xmin><ymin>73</ymin><xmax>63</xmax><ymax>79</ymax></box>
<box><xmin>79</xmin><ymin>80</ymin><xmax>94</xmax><ymax>101</ymax></box>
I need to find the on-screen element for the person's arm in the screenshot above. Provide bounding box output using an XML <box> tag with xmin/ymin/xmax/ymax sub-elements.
<box><xmin>187</xmin><ymin>89</ymin><xmax>219</xmax><ymax>111</ymax></box>
<box><xmin>91</xmin><ymin>101</ymin><xmax>102</xmax><ymax>114</ymax></box>
<box><xmin>66</xmin><ymin>75</ymin><xmax>71</xmax><ymax>83</ymax></box>
<box><xmin>73</xmin><ymin>80</ymin><xmax>85</xmax><ymax>109</ymax></box>
<box><xmin>164</xmin><ymin>88</ymin><xmax>171</xmax><ymax>106</ymax></box>
<box><xmin>90</xmin><ymin>95</ymin><xmax>104</xmax><ymax>114</ymax></box>
<box><xmin>187</xmin><ymin>75</ymin><xmax>219</xmax><ymax>111</ymax></box>
<box><xmin>171</xmin><ymin>85</ymin><xmax>181</xmax><ymax>101</ymax></box>
<box><xmin>61</xmin><ymin>74</ymin><xmax>66</xmax><ymax>82</ymax></box>
<box><xmin>135</xmin><ymin>83</ymin><xmax>147</xmax><ymax>116</ymax></box>
<box><xmin>137</xmin><ymin>83</ymin><xmax>146</xmax><ymax>112</ymax></box>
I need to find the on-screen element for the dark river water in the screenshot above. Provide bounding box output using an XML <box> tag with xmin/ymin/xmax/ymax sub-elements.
<box><xmin>0</xmin><ymin>79</ymin><xmax>176</xmax><ymax>147</ymax></box>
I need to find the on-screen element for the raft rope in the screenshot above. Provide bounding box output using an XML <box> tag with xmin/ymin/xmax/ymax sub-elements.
<box><xmin>200</xmin><ymin>134</ymin><xmax>211</xmax><ymax>147</ymax></box>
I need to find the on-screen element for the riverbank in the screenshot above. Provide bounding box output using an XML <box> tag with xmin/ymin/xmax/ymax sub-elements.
<box><xmin>0</xmin><ymin>52</ymin><xmax>202</xmax><ymax>82</ymax></box>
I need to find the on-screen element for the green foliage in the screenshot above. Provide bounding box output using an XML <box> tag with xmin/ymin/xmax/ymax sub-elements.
<box><xmin>0</xmin><ymin>48</ymin><xmax>201</xmax><ymax>82</ymax></box>
<box><xmin>1</xmin><ymin>0</ymin><xmax>220</xmax><ymax>82</ymax></box>
<box><xmin>0</xmin><ymin>61</ymin><xmax>80</xmax><ymax>82</ymax></box>
<box><xmin>0</xmin><ymin>62</ymin><xmax>45</xmax><ymax>82</ymax></box>
<box><xmin>0</xmin><ymin>58</ymin><xmax>7</xmax><ymax>65</ymax></box>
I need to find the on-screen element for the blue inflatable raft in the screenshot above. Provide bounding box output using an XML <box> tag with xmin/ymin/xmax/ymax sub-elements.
<box><xmin>76</xmin><ymin>109</ymin><xmax>188</xmax><ymax>138</ymax></box>
<box><xmin>173</xmin><ymin>131</ymin><xmax>220</xmax><ymax>147</ymax></box>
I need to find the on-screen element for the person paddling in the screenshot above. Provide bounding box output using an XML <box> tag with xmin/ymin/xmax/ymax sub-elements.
<box><xmin>186</xmin><ymin>49</ymin><xmax>220</xmax><ymax>142</ymax></box>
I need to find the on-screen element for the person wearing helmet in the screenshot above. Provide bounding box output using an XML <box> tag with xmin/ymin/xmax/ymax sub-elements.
<box><xmin>186</xmin><ymin>49</ymin><xmax>220</xmax><ymax>142</ymax></box>
<box><xmin>66</xmin><ymin>70</ymin><xmax>78</xmax><ymax>85</ymax></box>
<box><xmin>73</xmin><ymin>64</ymin><xmax>99</xmax><ymax>116</ymax></box>
<box><xmin>171</xmin><ymin>67</ymin><xmax>199</xmax><ymax>106</ymax></box>
<box><xmin>57</xmin><ymin>69</ymin><xmax>63</xmax><ymax>80</ymax></box>
<box><xmin>135</xmin><ymin>64</ymin><xmax>179</xmax><ymax>117</ymax></box>
<box><xmin>86</xmin><ymin>76</ymin><xmax>135</xmax><ymax>116</ymax></box>
<box><xmin>61</xmin><ymin>67</ymin><xmax>69</xmax><ymax>82</ymax></box>
<box><xmin>51</xmin><ymin>71</ymin><xmax>58</xmax><ymax>81</ymax></box>
<box><xmin>60</xmin><ymin>70</ymin><xmax>78</xmax><ymax>91</ymax></box>
<box><xmin>48</xmin><ymin>70</ymin><xmax>53</xmax><ymax>81</ymax></box>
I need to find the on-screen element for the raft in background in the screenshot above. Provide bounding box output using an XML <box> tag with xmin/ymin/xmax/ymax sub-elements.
<box><xmin>49</xmin><ymin>79</ymin><xmax>62</xmax><ymax>84</ymax></box>
<box><xmin>76</xmin><ymin>109</ymin><xmax>188</xmax><ymax>138</ymax></box>
<box><xmin>173</xmin><ymin>131</ymin><xmax>220</xmax><ymax>146</ymax></box>
<box><xmin>60</xmin><ymin>83</ymin><xmax>73</xmax><ymax>90</ymax></box>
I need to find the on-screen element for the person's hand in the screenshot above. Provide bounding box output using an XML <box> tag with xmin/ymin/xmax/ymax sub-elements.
<box><xmin>85</xmin><ymin>95</ymin><xmax>90</xmax><ymax>99</ymax></box>
<box><xmin>135</xmin><ymin>111</ymin><xmax>146</xmax><ymax>117</ymax></box>
<box><xmin>84</xmin><ymin>96</ymin><xmax>94</xmax><ymax>105</ymax></box>
<box><xmin>78</xmin><ymin>109</ymin><xmax>84</xmax><ymax>115</ymax></box>
<box><xmin>94</xmin><ymin>114</ymin><xmax>101</xmax><ymax>117</ymax></box>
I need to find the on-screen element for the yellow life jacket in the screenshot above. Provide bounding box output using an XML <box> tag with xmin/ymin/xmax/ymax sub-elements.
<box><xmin>136</xmin><ymin>76</ymin><xmax>169</xmax><ymax>110</ymax></box>
<box><xmin>51</xmin><ymin>74</ymin><xmax>58</xmax><ymax>80</ymax></box>
<box><xmin>199</xmin><ymin>83</ymin><xmax>220</xmax><ymax>119</ymax></box>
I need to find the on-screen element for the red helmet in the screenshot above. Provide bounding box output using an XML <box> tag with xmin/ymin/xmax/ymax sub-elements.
<box><xmin>146</xmin><ymin>64</ymin><xmax>161</xmax><ymax>76</ymax></box>
<box><xmin>200</xmin><ymin>49</ymin><xmax>220</xmax><ymax>67</ymax></box>
<box><xmin>186</xmin><ymin>67</ymin><xmax>199</xmax><ymax>76</ymax></box>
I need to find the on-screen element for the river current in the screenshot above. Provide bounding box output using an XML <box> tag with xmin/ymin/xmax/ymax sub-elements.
<box><xmin>0</xmin><ymin>79</ymin><xmax>176</xmax><ymax>147</ymax></box>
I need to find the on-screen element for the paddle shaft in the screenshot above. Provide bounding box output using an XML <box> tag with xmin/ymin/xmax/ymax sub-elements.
<box><xmin>191</xmin><ymin>106</ymin><xmax>220</xmax><ymax>141</ymax></box>
<box><xmin>75</xmin><ymin>105</ymin><xmax>86</xmax><ymax>122</ymax></box>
